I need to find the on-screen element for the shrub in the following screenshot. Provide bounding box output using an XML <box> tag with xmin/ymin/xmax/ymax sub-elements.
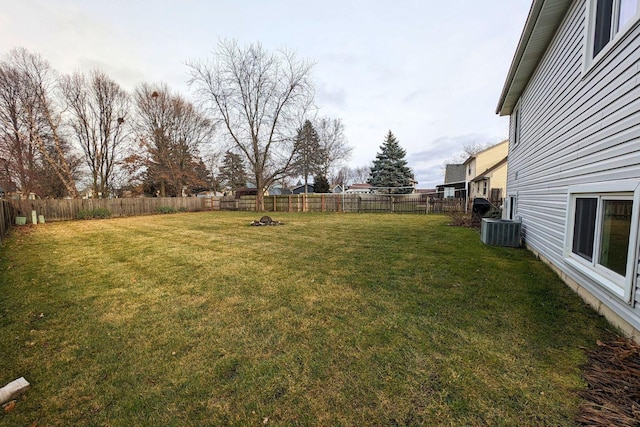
<box><xmin>156</xmin><ymin>206</ymin><xmax>177</xmax><ymax>214</ymax></box>
<box><xmin>93</xmin><ymin>208</ymin><xmax>111</xmax><ymax>219</ymax></box>
<box><xmin>177</xmin><ymin>206</ymin><xmax>188</xmax><ymax>213</ymax></box>
<box><xmin>76</xmin><ymin>208</ymin><xmax>111</xmax><ymax>220</ymax></box>
<box><xmin>76</xmin><ymin>209</ymin><xmax>93</xmax><ymax>220</ymax></box>
<box><xmin>447</xmin><ymin>211</ymin><xmax>476</xmax><ymax>228</ymax></box>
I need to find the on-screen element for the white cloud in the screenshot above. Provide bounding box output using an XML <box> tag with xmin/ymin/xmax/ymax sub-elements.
<box><xmin>0</xmin><ymin>0</ymin><xmax>530</xmax><ymax>188</ymax></box>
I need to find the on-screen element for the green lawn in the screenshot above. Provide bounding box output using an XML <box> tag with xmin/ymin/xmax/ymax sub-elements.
<box><xmin>0</xmin><ymin>212</ymin><xmax>611</xmax><ymax>426</ymax></box>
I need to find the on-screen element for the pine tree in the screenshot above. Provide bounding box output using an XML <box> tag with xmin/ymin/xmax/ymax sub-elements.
<box><xmin>293</xmin><ymin>120</ymin><xmax>322</xmax><ymax>194</ymax></box>
<box><xmin>313</xmin><ymin>174</ymin><xmax>330</xmax><ymax>193</ymax></box>
<box><xmin>219</xmin><ymin>150</ymin><xmax>248</xmax><ymax>193</ymax></box>
<box><xmin>367</xmin><ymin>131</ymin><xmax>414</xmax><ymax>194</ymax></box>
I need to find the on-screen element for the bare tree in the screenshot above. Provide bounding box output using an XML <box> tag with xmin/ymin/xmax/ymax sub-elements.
<box><xmin>188</xmin><ymin>39</ymin><xmax>315</xmax><ymax>210</ymax></box>
<box><xmin>315</xmin><ymin>117</ymin><xmax>351</xmax><ymax>179</ymax></box>
<box><xmin>134</xmin><ymin>82</ymin><xmax>213</xmax><ymax>197</ymax></box>
<box><xmin>0</xmin><ymin>48</ymin><xmax>79</xmax><ymax>198</ymax></box>
<box><xmin>0</xmin><ymin>59</ymin><xmax>40</xmax><ymax>196</ymax></box>
<box><xmin>331</xmin><ymin>164</ymin><xmax>371</xmax><ymax>189</ymax></box>
<box><xmin>441</xmin><ymin>141</ymin><xmax>496</xmax><ymax>176</ymax></box>
<box><xmin>62</xmin><ymin>70</ymin><xmax>130</xmax><ymax>198</ymax></box>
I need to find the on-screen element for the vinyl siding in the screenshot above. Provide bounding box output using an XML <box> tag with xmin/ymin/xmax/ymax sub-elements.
<box><xmin>507</xmin><ymin>0</ymin><xmax>640</xmax><ymax>330</ymax></box>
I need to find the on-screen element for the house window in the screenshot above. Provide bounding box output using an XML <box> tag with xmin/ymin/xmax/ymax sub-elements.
<box><xmin>512</xmin><ymin>107</ymin><xmax>521</xmax><ymax>147</ymax></box>
<box><xmin>444</xmin><ymin>187</ymin><xmax>455</xmax><ymax>198</ymax></box>
<box><xmin>508</xmin><ymin>195</ymin><xmax>517</xmax><ymax>220</ymax></box>
<box><xmin>589</xmin><ymin>0</ymin><xmax>639</xmax><ymax>59</ymax></box>
<box><xmin>565</xmin><ymin>183</ymin><xmax>639</xmax><ymax>302</ymax></box>
<box><xmin>482</xmin><ymin>181</ymin><xmax>488</xmax><ymax>196</ymax></box>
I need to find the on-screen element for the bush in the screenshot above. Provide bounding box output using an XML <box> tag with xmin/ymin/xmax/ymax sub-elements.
<box><xmin>76</xmin><ymin>209</ymin><xmax>93</xmax><ymax>220</ymax></box>
<box><xmin>156</xmin><ymin>206</ymin><xmax>177</xmax><ymax>214</ymax></box>
<box><xmin>155</xmin><ymin>206</ymin><xmax>189</xmax><ymax>214</ymax></box>
<box><xmin>93</xmin><ymin>208</ymin><xmax>111</xmax><ymax>219</ymax></box>
<box><xmin>447</xmin><ymin>211</ymin><xmax>476</xmax><ymax>228</ymax></box>
<box><xmin>76</xmin><ymin>208</ymin><xmax>111</xmax><ymax>220</ymax></box>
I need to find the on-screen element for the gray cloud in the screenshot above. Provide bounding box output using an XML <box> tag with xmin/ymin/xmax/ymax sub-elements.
<box><xmin>317</xmin><ymin>84</ymin><xmax>347</xmax><ymax>108</ymax></box>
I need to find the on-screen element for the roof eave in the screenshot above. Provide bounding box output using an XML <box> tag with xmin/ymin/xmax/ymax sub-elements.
<box><xmin>496</xmin><ymin>0</ymin><xmax>574</xmax><ymax>116</ymax></box>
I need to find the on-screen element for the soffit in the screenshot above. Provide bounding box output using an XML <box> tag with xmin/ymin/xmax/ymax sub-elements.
<box><xmin>496</xmin><ymin>0</ymin><xmax>574</xmax><ymax>116</ymax></box>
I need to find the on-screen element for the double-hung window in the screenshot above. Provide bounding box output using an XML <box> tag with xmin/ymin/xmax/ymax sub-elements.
<box><xmin>588</xmin><ymin>0</ymin><xmax>639</xmax><ymax>62</ymax></box>
<box><xmin>565</xmin><ymin>182</ymin><xmax>640</xmax><ymax>303</ymax></box>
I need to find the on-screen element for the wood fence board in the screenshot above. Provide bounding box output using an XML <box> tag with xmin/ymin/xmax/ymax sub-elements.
<box><xmin>5</xmin><ymin>195</ymin><xmax>465</xmax><ymax>225</ymax></box>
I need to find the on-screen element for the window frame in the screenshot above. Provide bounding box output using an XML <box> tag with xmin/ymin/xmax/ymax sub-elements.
<box><xmin>507</xmin><ymin>194</ymin><xmax>518</xmax><ymax>221</ymax></box>
<box><xmin>512</xmin><ymin>106</ymin><xmax>521</xmax><ymax>148</ymax></box>
<box><xmin>584</xmin><ymin>0</ymin><xmax>640</xmax><ymax>71</ymax></box>
<box><xmin>564</xmin><ymin>181</ymin><xmax>640</xmax><ymax>303</ymax></box>
<box><xmin>444</xmin><ymin>187</ymin><xmax>455</xmax><ymax>199</ymax></box>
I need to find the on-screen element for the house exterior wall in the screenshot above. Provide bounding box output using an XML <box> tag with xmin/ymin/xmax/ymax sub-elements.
<box><xmin>469</xmin><ymin>162</ymin><xmax>508</xmax><ymax>201</ymax></box>
<box><xmin>488</xmin><ymin>163</ymin><xmax>507</xmax><ymax>201</ymax></box>
<box><xmin>506</xmin><ymin>0</ymin><xmax>640</xmax><ymax>334</ymax></box>
<box><xmin>465</xmin><ymin>141</ymin><xmax>508</xmax><ymax>201</ymax></box>
<box><xmin>472</xmin><ymin>141</ymin><xmax>508</xmax><ymax>178</ymax></box>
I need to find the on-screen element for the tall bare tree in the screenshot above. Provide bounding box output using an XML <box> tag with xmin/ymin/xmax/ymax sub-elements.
<box><xmin>0</xmin><ymin>58</ymin><xmax>40</xmax><ymax>196</ymax></box>
<box><xmin>62</xmin><ymin>70</ymin><xmax>130</xmax><ymax>198</ymax></box>
<box><xmin>5</xmin><ymin>48</ymin><xmax>79</xmax><ymax>198</ymax></box>
<box><xmin>315</xmin><ymin>117</ymin><xmax>351</xmax><ymax>179</ymax></box>
<box><xmin>188</xmin><ymin>39</ymin><xmax>315</xmax><ymax>210</ymax></box>
<box><xmin>134</xmin><ymin>82</ymin><xmax>213</xmax><ymax>197</ymax></box>
<box><xmin>332</xmin><ymin>165</ymin><xmax>372</xmax><ymax>188</ymax></box>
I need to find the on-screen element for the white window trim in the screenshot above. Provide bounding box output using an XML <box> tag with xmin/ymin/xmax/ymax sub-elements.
<box><xmin>506</xmin><ymin>193</ymin><xmax>518</xmax><ymax>221</ymax></box>
<box><xmin>564</xmin><ymin>180</ymin><xmax>640</xmax><ymax>303</ymax></box>
<box><xmin>583</xmin><ymin>0</ymin><xmax>640</xmax><ymax>74</ymax></box>
<box><xmin>512</xmin><ymin>105</ymin><xmax>521</xmax><ymax>148</ymax></box>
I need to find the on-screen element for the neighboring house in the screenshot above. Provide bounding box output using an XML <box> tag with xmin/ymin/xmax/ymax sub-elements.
<box><xmin>291</xmin><ymin>184</ymin><xmax>315</xmax><ymax>194</ymax></box>
<box><xmin>267</xmin><ymin>186</ymin><xmax>292</xmax><ymax>196</ymax></box>
<box><xmin>331</xmin><ymin>184</ymin><xmax>345</xmax><ymax>193</ymax></box>
<box><xmin>196</xmin><ymin>191</ymin><xmax>224</xmax><ymax>198</ymax></box>
<box><xmin>497</xmin><ymin>0</ymin><xmax>640</xmax><ymax>339</ymax></box>
<box><xmin>345</xmin><ymin>183</ymin><xmax>373</xmax><ymax>194</ymax></box>
<box><xmin>464</xmin><ymin>140</ymin><xmax>508</xmax><ymax>204</ymax></box>
<box><xmin>436</xmin><ymin>164</ymin><xmax>466</xmax><ymax>198</ymax></box>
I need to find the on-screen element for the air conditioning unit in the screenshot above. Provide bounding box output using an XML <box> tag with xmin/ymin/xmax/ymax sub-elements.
<box><xmin>481</xmin><ymin>219</ymin><xmax>521</xmax><ymax>247</ymax></box>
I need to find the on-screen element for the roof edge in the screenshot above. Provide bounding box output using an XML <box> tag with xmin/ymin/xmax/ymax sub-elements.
<box><xmin>496</xmin><ymin>0</ymin><xmax>573</xmax><ymax>116</ymax></box>
<box><xmin>496</xmin><ymin>0</ymin><xmax>545</xmax><ymax>116</ymax></box>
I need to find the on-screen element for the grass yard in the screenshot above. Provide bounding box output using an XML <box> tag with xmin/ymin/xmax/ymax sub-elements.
<box><xmin>0</xmin><ymin>212</ymin><xmax>611</xmax><ymax>426</ymax></box>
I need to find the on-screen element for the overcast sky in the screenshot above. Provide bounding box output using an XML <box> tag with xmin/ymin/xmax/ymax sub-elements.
<box><xmin>0</xmin><ymin>0</ymin><xmax>532</xmax><ymax>188</ymax></box>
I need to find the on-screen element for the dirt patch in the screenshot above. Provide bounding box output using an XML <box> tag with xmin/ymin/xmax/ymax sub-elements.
<box><xmin>577</xmin><ymin>336</ymin><xmax>640</xmax><ymax>426</ymax></box>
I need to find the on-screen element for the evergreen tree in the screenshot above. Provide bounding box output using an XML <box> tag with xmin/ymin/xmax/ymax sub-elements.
<box><xmin>313</xmin><ymin>174</ymin><xmax>330</xmax><ymax>193</ymax></box>
<box><xmin>367</xmin><ymin>131</ymin><xmax>414</xmax><ymax>194</ymax></box>
<box><xmin>292</xmin><ymin>120</ymin><xmax>322</xmax><ymax>194</ymax></box>
<box><xmin>219</xmin><ymin>150</ymin><xmax>248</xmax><ymax>192</ymax></box>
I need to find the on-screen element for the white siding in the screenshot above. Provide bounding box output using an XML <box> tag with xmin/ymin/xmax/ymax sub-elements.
<box><xmin>508</xmin><ymin>1</ymin><xmax>640</xmax><ymax>330</ymax></box>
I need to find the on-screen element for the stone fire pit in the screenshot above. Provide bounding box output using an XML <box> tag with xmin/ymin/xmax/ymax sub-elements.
<box><xmin>250</xmin><ymin>215</ymin><xmax>284</xmax><ymax>226</ymax></box>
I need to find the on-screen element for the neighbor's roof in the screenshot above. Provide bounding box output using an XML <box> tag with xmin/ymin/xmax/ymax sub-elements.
<box><xmin>348</xmin><ymin>183</ymin><xmax>372</xmax><ymax>189</ymax></box>
<box><xmin>444</xmin><ymin>164</ymin><xmax>466</xmax><ymax>185</ymax></box>
<box><xmin>496</xmin><ymin>0</ymin><xmax>573</xmax><ymax>116</ymax></box>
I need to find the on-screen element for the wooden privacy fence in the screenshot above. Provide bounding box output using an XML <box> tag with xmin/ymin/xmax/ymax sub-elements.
<box><xmin>0</xmin><ymin>199</ymin><xmax>14</xmax><ymax>245</ymax></box>
<box><xmin>10</xmin><ymin>197</ymin><xmax>206</xmax><ymax>222</ymax></box>
<box><xmin>6</xmin><ymin>194</ymin><xmax>465</xmax><ymax>223</ymax></box>
<box><xmin>229</xmin><ymin>194</ymin><xmax>465</xmax><ymax>214</ymax></box>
